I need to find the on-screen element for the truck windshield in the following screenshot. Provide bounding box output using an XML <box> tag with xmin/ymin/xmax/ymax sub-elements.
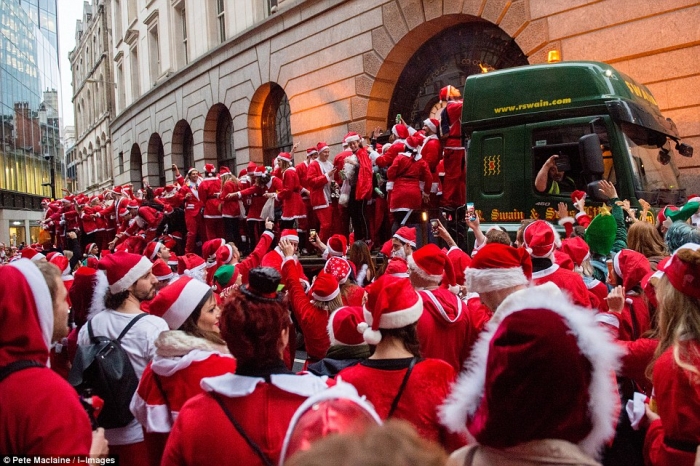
<box><xmin>622</xmin><ymin>122</ymin><xmax>683</xmax><ymax>206</ymax></box>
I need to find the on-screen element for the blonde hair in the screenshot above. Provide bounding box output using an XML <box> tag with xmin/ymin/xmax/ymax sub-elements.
<box><xmin>627</xmin><ymin>221</ymin><xmax>668</xmax><ymax>259</ymax></box>
<box><xmin>313</xmin><ymin>293</ymin><xmax>343</xmax><ymax>313</ymax></box>
<box><xmin>653</xmin><ymin>250</ymin><xmax>700</xmax><ymax>380</ymax></box>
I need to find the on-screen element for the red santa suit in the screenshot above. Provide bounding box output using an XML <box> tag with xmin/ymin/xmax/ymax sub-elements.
<box><xmin>440</xmin><ymin>98</ymin><xmax>466</xmax><ymax>208</ymax></box>
<box><xmin>338</xmin><ymin>358</ymin><xmax>465</xmax><ymax>451</ymax></box>
<box><xmin>262</xmin><ymin>246</ymin><xmax>308</xmax><ymax>284</ymax></box>
<box><xmin>0</xmin><ymin>260</ymin><xmax>93</xmax><ymax>455</ymax></box>
<box><xmin>644</xmin><ymin>342</ymin><xmax>700</xmax><ymax>466</ymax></box>
<box><xmin>282</xmin><ymin>260</ymin><xmax>330</xmax><ymax>362</ymax></box>
<box><xmin>277</xmin><ymin>166</ymin><xmax>307</xmax><ymax>223</ymax></box>
<box><xmin>306</xmin><ymin>158</ymin><xmax>335</xmax><ymax>242</ymax></box>
<box><xmin>176</xmin><ymin>174</ymin><xmax>203</xmax><ymax>253</ymax></box>
<box><xmin>416</xmin><ymin>288</ymin><xmax>482</xmax><ymax>372</ymax></box>
<box><xmin>532</xmin><ymin>262</ymin><xmax>592</xmax><ymax>308</ymax></box>
<box><xmin>198</xmin><ymin>175</ymin><xmax>225</xmax><ymax>241</ymax></box>
<box><xmin>238</xmin><ymin>176</ymin><xmax>283</xmax><ymax>245</ymax></box>
<box><xmin>131</xmin><ymin>331</ymin><xmax>237</xmax><ymax>464</ymax></box>
<box><xmin>387</xmin><ymin>152</ymin><xmax>432</xmax><ymax>217</ymax></box>
<box><xmin>233</xmin><ymin>230</ymin><xmax>273</xmax><ymax>285</ymax></box>
<box><xmin>161</xmin><ymin>370</ymin><xmax>330</xmax><ymax>465</ymax></box>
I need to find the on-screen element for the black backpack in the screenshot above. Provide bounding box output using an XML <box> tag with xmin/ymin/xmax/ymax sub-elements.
<box><xmin>68</xmin><ymin>313</ymin><xmax>148</xmax><ymax>429</ymax></box>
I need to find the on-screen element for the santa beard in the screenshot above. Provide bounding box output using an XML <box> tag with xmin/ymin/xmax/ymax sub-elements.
<box><xmin>391</xmin><ymin>248</ymin><xmax>406</xmax><ymax>260</ymax></box>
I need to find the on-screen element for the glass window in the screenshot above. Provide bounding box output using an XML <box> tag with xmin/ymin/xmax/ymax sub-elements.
<box><xmin>262</xmin><ymin>84</ymin><xmax>292</xmax><ymax>166</ymax></box>
<box><xmin>216</xmin><ymin>0</ymin><xmax>225</xmax><ymax>43</ymax></box>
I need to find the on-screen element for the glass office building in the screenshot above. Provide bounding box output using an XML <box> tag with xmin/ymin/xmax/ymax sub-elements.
<box><xmin>1</xmin><ymin>0</ymin><xmax>66</xmax><ymax>246</ymax></box>
<box><xmin>1</xmin><ymin>0</ymin><xmax>65</xmax><ymax>202</ymax></box>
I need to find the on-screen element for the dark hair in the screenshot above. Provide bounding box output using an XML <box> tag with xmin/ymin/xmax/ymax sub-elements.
<box><xmin>380</xmin><ymin>323</ymin><xmax>421</xmax><ymax>358</ymax></box>
<box><xmin>36</xmin><ymin>261</ymin><xmax>61</xmax><ymax>304</ymax></box>
<box><xmin>178</xmin><ymin>289</ymin><xmax>225</xmax><ymax>346</ymax></box>
<box><xmin>105</xmin><ymin>289</ymin><xmax>129</xmax><ymax>310</ymax></box>
<box><xmin>348</xmin><ymin>241</ymin><xmax>376</xmax><ymax>282</ymax></box>
<box><xmin>220</xmin><ymin>288</ymin><xmax>289</xmax><ymax>367</ymax></box>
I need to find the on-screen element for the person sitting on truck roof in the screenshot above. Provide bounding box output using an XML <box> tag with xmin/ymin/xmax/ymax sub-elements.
<box><xmin>535</xmin><ymin>154</ymin><xmax>576</xmax><ymax>195</ymax></box>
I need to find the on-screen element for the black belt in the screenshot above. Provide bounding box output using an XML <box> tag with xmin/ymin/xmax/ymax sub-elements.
<box><xmin>664</xmin><ymin>436</ymin><xmax>699</xmax><ymax>453</ymax></box>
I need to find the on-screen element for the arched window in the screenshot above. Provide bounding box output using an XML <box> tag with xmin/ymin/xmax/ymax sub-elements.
<box><xmin>147</xmin><ymin>133</ymin><xmax>166</xmax><ymax>188</ymax></box>
<box><xmin>216</xmin><ymin>109</ymin><xmax>235</xmax><ymax>172</ymax></box>
<box><xmin>172</xmin><ymin>120</ymin><xmax>194</xmax><ymax>178</ymax></box>
<box><xmin>262</xmin><ymin>83</ymin><xmax>292</xmax><ymax>166</ymax></box>
<box><xmin>130</xmin><ymin>143</ymin><xmax>143</xmax><ymax>188</ymax></box>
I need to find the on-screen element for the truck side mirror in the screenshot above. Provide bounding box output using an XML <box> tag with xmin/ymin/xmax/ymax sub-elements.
<box><xmin>579</xmin><ymin>133</ymin><xmax>604</xmax><ymax>175</ymax></box>
<box><xmin>586</xmin><ymin>180</ymin><xmax>607</xmax><ymax>202</ymax></box>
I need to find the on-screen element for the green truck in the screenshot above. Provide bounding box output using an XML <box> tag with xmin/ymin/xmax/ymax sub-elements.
<box><xmin>462</xmin><ymin>61</ymin><xmax>693</xmax><ymax>236</ymax></box>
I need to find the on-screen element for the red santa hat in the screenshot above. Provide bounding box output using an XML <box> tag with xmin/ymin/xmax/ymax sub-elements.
<box><xmin>423</xmin><ymin>118</ymin><xmax>439</xmax><ymax>134</ymax></box>
<box><xmin>306</xmin><ymin>147</ymin><xmax>318</xmax><ymax>158</ymax></box>
<box><xmin>281</xmin><ymin>229</ymin><xmax>299</xmax><ymax>243</ymax></box>
<box><xmin>439</xmin><ymin>84</ymin><xmax>461</xmax><ymax>102</ymax></box>
<box><xmin>49</xmin><ymin>254</ymin><xmax>71</xmax><ymax>276</ymax></box>
<box><xmin>466</xmin><ymin>243</ymin><xmax>532</xmax><ymax>293</ymax></box>
<box><xmin>356</xmin><ymin>275</ymin><xmax>423</xmax><ymax>345</ymax></box>
<box><xmin>391</xmin><ymin>124</ymin><xmax>409</xmax><ymax>140</ymax></box>
<box><xmin>407</xmin><ymin>244</ymin><xmax>455</xmax><ymax>286</ymax></box>
<box><xmin>69</xmin><ymin>266</ymin><xmax>108</xmax><ymax>326</ymax></box>
<box><xmin>20</xmin><ymin>247</ymin><xmax>45</xmax><ymax>262</ymax></box>
<box><xmin>343</xmin><ymin>132</ymin><xmax>361</xmax><ymax>144</ymax></box>
<box><xmin>316</xmin><ymin>142</ymin><xmax>329</xmax><ymax>153</ymax></box>
<box><xmin>323</xmin><ymin>256</ymin><xmax>352</xmax><ymax>285</ymax></box>
<box><xmin>393</xmin><ymin>226</ymin><xmax>416</xmax><ymax>248</ymax></box>
<box><xmin>5</xmin><ymin>259</ymin><xmax>54</xmax><ymax>358</ymax></box>
<box><xmin>151</xmin><ymin>258</ymin><xmax>174</xmax><ymax>282</ymax></box>
<box><xmin>379</xmin><ymin>239</ymin><xmax>393</xmax><ymax>257</ymax></box>
<box><xmin>148</xmin><ymin>276</ymin><xmax>212</xmax><ymax>330</ymax></box>
<box><xmin>127</xmin><ymin>199</ymin><xmax>139</xmax><ymax>209</ymax></box>
<box><xmin>279</xmin><ymin>381</ymin><xmax>381</xmax><ymax>464</ymax></box>
<box><xmin>553</xmin><ymin>249</ymin><xmax>575</xmax><ymax>271</ymax></box>
<box><xmin>85</xmin><ymin>256</ymin><xmax>99</xmax><ymax>269</ymax></box>
<box><xmin>84</xmin><ymin>243</ymin><xmax>98</xmax><ymax>257</ymax></box>
<box><xmin>560</xmin><ymin>236</ymin><xmax>591</xmax><ymax>267</ymax></box>
<box><xmin>658</xmin><ymin>244</ymin><xmax>700</xmax><ymax>299</ymax></box>
<box><xmin>253</xmin><ymin>166</ymin><xmax>266</xmax><ymax>177</ymax></box>
<box><xmin>440</xmin><ymin>286</ymin><xmax>623</xmax><ymax>460</ymax></box>
<box><xmin>310</xmin><ymin>271</ymin><xmax>340</xmax><ymax>302</ymax></box>
<box><xmin>216</xmin><ymin>244</ymin><xmax>234</xmax><ymax>266</ymax></box>
<box><xmin>185</xmin><ymin>167</ymin><xmax>199</xmax><ymax>176</ymax></box>
<box><xmin>204</xmin><ymin>163</ymin><xmax>216</xmax><ymax>174</ymax></box>
<box><xmin>326</xmin><ymin>234</ymin><xmax>347</xmax><ymax>257</ymax></box>
<box><xmin>202</xmin><ymin>238</ymin><xmax>226</xmax><ymax>261</ymax></box>
<box><xmin>385</xmin><ymin>257</ymin><xmax>409</xmax><ymax>277</ymax></box>
<box><xmin>523</xmin><ymin>220</ymin><xmax>556</xmax><ymax>258</ymax></box>
<box><xmin>277</xmin><ymin>152</ymin><xmax>293</xmax><ymax>164</ymax></box>
<box><xmin>404</xmin><ymin>135</ymin><xmax>423</xmax><ymax>152</ymax></box>
<box><xmin>613</xmin><ymin>249</ymin><xmax>651</xmax><ymax>291</ymax></box>
<box><xmin>44</xmin><ymin>251</ymin><xmax>61</xmax><ymax>262</ymax></box>
<box><xmin>448</xmin><ymin>247</ymin><xmax>472</xmax><ymax>286</ymax></box>
<box><xmin>571</xmin><ymin>190</ymin><xmax>587</xmax><ymax>204</ymax></box>
<box><xmin>177</xmin><ymin>253</ymin><xmax>206</xmax><ymax>276</ymax></box>
<box><xmin>327</xmin><ymin>306</ymin><xmax>367</xmax><ymax>347</ymax></box>
<box><xmin>98</xmin><ymin>251</ymin><xmax>153</xmax><ymax>294</ymax></box>
<box><xmin>219</xmin><ymin>166</ymin><xmax>231</xmax><ymax>175</ymax></box>
<box><xmin>118</xmin><ymin>206</ymin><xmax>129</xmax><ymax>218</ymax></box>
<box><xmin>143</xmin><ymin>241</ymin><xmax>164</xmax><ymax>261</ymax></box>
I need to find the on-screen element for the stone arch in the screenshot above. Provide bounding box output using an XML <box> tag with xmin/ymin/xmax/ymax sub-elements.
<box><xmin>361</xmin><ymin>1</ymin><xmax>545</xmax><ymax>134</ymax></box>
<box><xmin>130</xmin><ymin>142</ymin><xmax>143</xmax><ymax>188</ymax></box>
<box><xmin>203</xmin><ymin>103</ymin><xmax>235</xmax><ymax>170</ymax></box>
<box><xmin>248</xmin><ymin>83</ymin><xmax>292</xmax><ymax>167</ymax></box>
<box><xmin>171</xmin><ymin>119</ymin><xmax>194</xmax><ymax>178</ymax></box>
<box><xmin>94</xmin><ymin>139</ymin><xmax>102</xmax><ymax>185</ymax></box>
<box><xmin>87</xmin><ymin>142</ymin><xmax>95</xmax><ymax>187</ymax></box>
<box><xmin>147</xmin><ymin>132</ymin><xmax>166</xmax><ymax>187</ymax></box>
<box><xmin>101</xmin><ymin>132</ymin><xmax>111</xmax><ymax>181</ymax></box>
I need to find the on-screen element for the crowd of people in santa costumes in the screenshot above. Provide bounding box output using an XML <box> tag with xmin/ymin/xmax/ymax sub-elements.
<box><xmin>3</xmin><ymin>87</ymin><xmax>700</xmax><ymax>465</ymax></box>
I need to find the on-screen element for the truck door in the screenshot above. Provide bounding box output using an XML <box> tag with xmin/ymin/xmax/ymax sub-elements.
<box><xmin>527</xmin><ymin>118</ymin><xmax>612</xmax><ymax>220</ymax></box>
<box><xmin>467</xmin><ymin>126</ymin><xmax>527</xmax><ymax>224</ymax></box>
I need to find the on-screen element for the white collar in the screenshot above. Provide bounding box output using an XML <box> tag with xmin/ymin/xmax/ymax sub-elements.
<box><xmin>200</xmin><ymin>372</ymin><xmax>328</xmax><ymax>398</ymax></box>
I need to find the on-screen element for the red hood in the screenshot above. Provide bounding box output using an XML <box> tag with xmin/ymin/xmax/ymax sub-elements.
<box><xmin>0</xmin><ymin>260</ymin><xmax>54</xmax><ymax>366</ymax></box>
<box><xmin>614</xmin><ymin>249</ymin><xmax>651</xmax><ymax>291</ymax></box>
<box><xmin>420</xmin><ymin>288</ymin><xmax>462</xmax><ymax>324</ymax></box>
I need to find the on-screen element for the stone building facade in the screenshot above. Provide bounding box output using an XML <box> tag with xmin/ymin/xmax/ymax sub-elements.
<box><xmin>108</xmin><ymin>0</ymin><xmax>700</xmax><ymax>193</ymax></box>
<box><xmin>70</xmin><ymin>0</ymin><xmax>116</xmax><ymax>194</ymax></box>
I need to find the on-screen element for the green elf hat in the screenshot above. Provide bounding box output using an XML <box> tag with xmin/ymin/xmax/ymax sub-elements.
<box><xmin>585</xmin><ymin>205</ymin><xmax>617</xmax><ymax>256</ymax></box>
<box><xmin>213</xmin><ymin>264</ymin><xmax>238</xmax><ymax>293</ymax></box>
<box><xmin>665</xmin><ymin>201</ymin><xmax>700</xmax><ymax>224</ymax></box>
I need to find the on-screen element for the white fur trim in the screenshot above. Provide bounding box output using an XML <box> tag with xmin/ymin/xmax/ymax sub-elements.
<box><xmin>613</xmin><ymin>252</ymin><xmax>622</xmax><ymax>279</ymax></box>
<box><xmin>88</xmin><ymin>270</ymin><xmax>109</xmax><ymax>320</ymax></box>
<box><xmin>344</xmin><ymin>134</ymin><xmax>361</xmax><ymax>143</ymax></box>
<box><xmin>327</xmin><ymin>310</ymin><xmax>365</xmax><ymax>347</ymax></box>
<box><xmin>393</xmin><ymin>233</ymin><xmax>416</xmax><ymax>248</ymax></box>
<box><xmin>281</xmin><ymin>232</ymin><xmax>299</xmax><ymax>242</ymax></box>
<box><xmin>356</xmin><ymin>264</ymin><xmax>369</xmax><ymax>287</ymax></box>
<box><xmin>362</xmin><ymin>294</ymin><xmax>423</xmax><ymax>331</ymax></box>
<box><xmin>130</xmin><ymin>391</ymin><xmax>179</xmax><ymax>433</ymax></box>
<box><xmin>110</xmin><ymin>256</ymin><xmax>153</xmax><ymax>293</ymax></box>
<box><xmin>162</xmin><ymin>279</ymin><xmax>211</xmax><ymax>330</ymax></box>
<box><xmin>147</xmin><ymin>242</ymin><xmax>162</xmax><ymax>261</ymax></box>
<box><xmin>595</xmin><ymin>313</ymin><xmax>619</xmax><ymax>329</ymax></box>
<box><xmin>465</xmin><ymin>267</ymin><xmax>528</xmax><ymax>293</ymax></box>
<box><xmin>407</xmin><ymin>255</ymin><xmax>443</xmax><ymax>283</ymax></box>
<box><xmin>312</xmin><ymin>286</ymin><xmax>340</xmax><ymax>302</ymax></box>
<box><xmin>531</xmin><ymin>263</ymin><xmax>559</xmax><ymax>279</ymax></box>
<box><xmin>9</xmin><ymin>259</ymin><xmax>53</xmax><ymax>353</ymax></box>
<box><xmin>278</xmin><ymin>381</ymin><xmax>381</xmax><ymax>465</ymax></box>
<box><xmin>558</xmin><ymin>217</ymin><xmax>575</xmax><ymax>226</ymax></box>
<box><xmin>201</xmin><ymin>373</ymin><xmax>328</xmax><ymax>398</ymax></box>
<box><xmin>439</xmin><ymin>285</ymin><xmax>623</xmax><ymax>460</ymax></box>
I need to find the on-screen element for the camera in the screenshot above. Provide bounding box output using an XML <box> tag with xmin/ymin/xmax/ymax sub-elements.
<box><xmin>309</xmin><ymin>229</ymin><xmax>317</xmax><ymax>241</ymax></box>
<box><xmin>430</xmin><ymin>219</ymin><xmax>439</xmax><ymax>235</ymax></box>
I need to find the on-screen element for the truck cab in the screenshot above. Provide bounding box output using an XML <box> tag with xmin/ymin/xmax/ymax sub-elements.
<box><xmin>463</xmin><ymin>61</ymin><xmax>693</xmax><ymax>241</ymax></box>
